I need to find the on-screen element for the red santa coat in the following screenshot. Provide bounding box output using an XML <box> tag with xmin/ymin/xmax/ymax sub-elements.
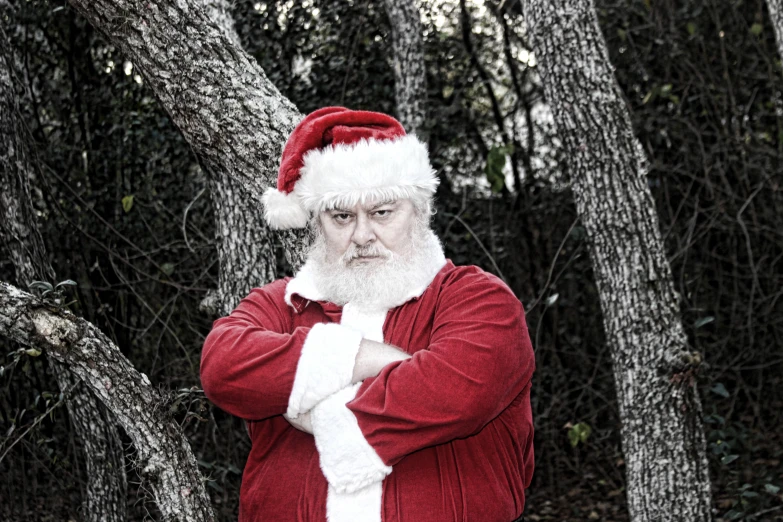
<box><xmin>200</xmin><ymin>259</ymin><xmax>536</xmax><ymax>522</ymax></box>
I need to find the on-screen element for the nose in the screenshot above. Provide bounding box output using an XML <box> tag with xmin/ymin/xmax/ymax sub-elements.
<box><xmin>351</xmin><ymin>213</ymin><xmax>376</xmax><ymax>247</ymax></box>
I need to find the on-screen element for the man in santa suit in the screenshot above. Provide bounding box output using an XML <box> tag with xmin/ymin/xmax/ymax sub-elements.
<box><xmin>200</xmin><ymin>107</ymin><xmax>535</xmax><ymax>522</ymax></box>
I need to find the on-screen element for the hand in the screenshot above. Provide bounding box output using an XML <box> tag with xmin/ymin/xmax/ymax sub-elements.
<box><xmin>352</xmin><ymin>339</ymin><xmax>411</xmax><ymax>383</ymax></box>
<box><xmin>283</xmin><ymin>410</ymin><xmax>313</xmax><ymax>434</ymax></box>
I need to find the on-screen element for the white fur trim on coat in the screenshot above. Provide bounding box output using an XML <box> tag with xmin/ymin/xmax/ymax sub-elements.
<box><xmin>297</xmin><ymin>134</ymin><xmax>439</xmax><ymax>213</ymax></box>
<box><xmin>261</xmin><ymin>186</ymin><xmax>310</xmax><ymax>230</ymax></box>
<box><xmin>311</xmin><ymin>383</ymin><xmax>392</xmax><ymax>494</ymax></box>
<box><xmin>326</xmin><ymin>481</ymin><xmax>383</xmax><ymax>522</ymax></box>
<box><xmin>286</xmin><ymin>323</ymin><xmax>363</xmax><ymax>419</ymax></box>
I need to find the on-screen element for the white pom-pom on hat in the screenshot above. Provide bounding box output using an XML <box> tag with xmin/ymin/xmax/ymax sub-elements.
<box><xmin>261</xmin><ymin>186</ymin><xmax>310</xmax><ymax>230</ymax></box>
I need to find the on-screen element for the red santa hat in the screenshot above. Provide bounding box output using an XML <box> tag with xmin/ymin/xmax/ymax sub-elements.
<box><xmin>262</xmin><ymin>106</ymin><xmax>439</xmax><ymax>230</ymax></box>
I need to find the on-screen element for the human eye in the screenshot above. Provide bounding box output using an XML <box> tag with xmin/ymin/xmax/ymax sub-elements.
<box><xmin>331</xmin><ymin>212</ymin><xmax>353</xmax><ymax>224</ymax></box>
<box><xmin>372</xmin><ymin>208</ymin><xmax>393</xmax><ymax>219</ymax></box>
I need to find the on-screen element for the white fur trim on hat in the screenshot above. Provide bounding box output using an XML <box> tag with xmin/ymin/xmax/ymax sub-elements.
<box><xmin>261</xmin><ymin>186</ymin><xmax>309</xmax><ymax>230</ymax></box>
<box><xmin>311</xmin><ymin>383</ymin><xmax>392</xmax><ymax>494</ymax></box>
<box><xmin>286</xmin><ymin>323</ymin><xmax>363</xmax><ymax>419</ymax></box>
<box><xmin>297</xmin><ymin>134</ymin><xmax>438</xmax><ymax>213</ymax></box>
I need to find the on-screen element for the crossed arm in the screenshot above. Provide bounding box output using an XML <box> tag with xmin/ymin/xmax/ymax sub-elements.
<box><xmin>200</xmin><ymin>272</ymin><xmax>534</xmax><ymax>493</ymax></box>
<box><xmin>283</xmin><ymin>338</ymin><xmax>411</xmax><ymax>433</ymax></box>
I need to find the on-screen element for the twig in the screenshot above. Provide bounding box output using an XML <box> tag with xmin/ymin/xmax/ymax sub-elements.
<box><xmin>183</xmin><ymin>188</ymin><xmax>206</xmax><ymax>253</ymax></box>
<box><xmin>527</xmin><ymin>215</ymin><xmax>580</xmax><ymax>312</ymax></box>
<box><xmin>442</xmin><ymin>211</ymin><xmax>507</xmax><ymax>283</ymax></box>
<box><xmin>0</xmin><ymin>380</ymin><xmax>79</xmax><ymax>464</ymax></box>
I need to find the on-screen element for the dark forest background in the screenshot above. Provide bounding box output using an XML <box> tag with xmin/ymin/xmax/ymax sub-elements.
<box><xmin>1</xmin><ymin>0</ymin><xmax>782</xmax><ymax>520</ymax></box>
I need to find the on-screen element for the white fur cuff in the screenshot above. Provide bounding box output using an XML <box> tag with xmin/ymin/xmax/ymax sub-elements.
<box><xmin>312</xmin><ymin>383</ymin><xmax>392</xmax><ymax>494</ymax></box>
<box><xmin>287</xmin><ymin>323</ymin><xmax>363</xmax><ymax>419</ymax></box>
<box><xmin>326</xmin><ymin>481</ymin><xmax>383</xmax><ymax>522</ymax></box>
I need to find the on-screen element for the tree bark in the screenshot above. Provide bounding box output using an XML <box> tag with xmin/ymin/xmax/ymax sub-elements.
<box><xmin>381</xmin><ymin>0</ymin><xmax>429</xmax><ymax>140</ymax></box>
<box><xmin>65</xmin><ymin>0</ymin><xmax>310</xmax><ymax>313</ymax></box>
<box><xmin>199</xmin><ymin>0</ymin><xmax>279</xmax><ymax>314</ymax></box>
<box><xmin>0</xmin><ymin>283</ymin><xmax>217</xmax><ymax>521</ymax></box>
<box><xmin>768</xmin><ymin>0</ymin><xmax>783</xmax><ymax>63</ymax></box>
<box><xmin>0</xmin><ymin>25</ymin><xmax>127</xmax><ymax>522</ymax></box>
<box><xmin>523</xmin><ymin>1</ymin><xmax>712</xmax><ymax>521</ymax></box>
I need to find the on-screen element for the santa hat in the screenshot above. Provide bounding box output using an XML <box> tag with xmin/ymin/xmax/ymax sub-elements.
<box><xmin>262</xmin><ymin>106</ymin><xmax>439</xmax><ymax>230</ymax></box>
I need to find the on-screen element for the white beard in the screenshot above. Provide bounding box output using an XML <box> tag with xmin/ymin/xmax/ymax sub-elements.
<box><xmin>306</xmin><ymin>220</ymin><xmax>446</xmax><ymax>311</ymax></box>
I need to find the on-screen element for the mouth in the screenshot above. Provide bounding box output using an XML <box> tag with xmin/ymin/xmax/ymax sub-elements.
<box><xmin>349</xmin><ymin>255</ymin><xmax>383</xmax><ymax>264</ymax></box>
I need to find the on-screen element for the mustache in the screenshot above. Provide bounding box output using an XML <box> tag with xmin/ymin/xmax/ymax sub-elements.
<box><xmin>341</xmin><ymin>243</ymin><xmax>392</xmax><ymax>262</ymax></box>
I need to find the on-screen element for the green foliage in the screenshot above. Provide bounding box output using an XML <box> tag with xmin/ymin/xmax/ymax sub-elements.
<box><xmin>568</xmin><ymin>422</ymin><xmax>592</xmax><ymax>447</ymax></box>
<box><xmin>710</xmin><ymin>382</ymin><xmax>729</xmax><ymax>398</ymax></box>
<box><xmin>27</xmin><ymin>279</ymin><xmax>77</xmax><ymax>308</ymax></box>
<box><xmin>485</xmin><ymin>144</ymin><xmax>513</xmax><ymax>193</ymax></box>
<box><xmin>121</xmin><ymin>194</ymin><xmax>134</xmax><ymax>213</ymax></box>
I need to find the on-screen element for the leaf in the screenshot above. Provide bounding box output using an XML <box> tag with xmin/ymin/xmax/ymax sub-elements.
<box><xmin>721</xmin><ymin>454</ymin><xmax>739</xmax><ymax>465</ymax></box>
<box><xmin>122</xmin><ymin>195</ymin><xmax>135</xmax><ymax>213</ymax></box>
<box><xmin>160</xmin><ymin>262</ymin><xmax>175</xmax><ymax>276</ymax></box>
<box><xmin>568</xmin><ymin>422</ymin><xmax>592</xmax><ymax>447</ymax></box>
<box><xmin>686</xmin><ymin>22</ymin><xmax>697</xmax><ymax>36</ymax></box>
<box><xmin>545</xmin><ymin>293</ymin><xmax>559</xmax><ymax>307</ymax></box>
<box><xmin>764</xmin><ymin>484</ymin><xmax>780</xmax><ymax>494</ymax></box>
<box><xmin>55</xmin><ymin>279</ymin><xmax>78</xmax><ymax>289</ymax></box>
<box><xmin>750</xmin><ymin>23</ymin><xmax>763</xmax><ymax>36</ymax></box>
<box><xmin>485</xmin><ymin>145</ymin><xmax>509</xmax><ymax>194</ymax></box>
<box><xmin>569</xmin><ymin>225</ymin><xmax>586</xmax><ymax>241</ymax></box>
<box><xmin>25</xmin><ymin>348</ymin><xmax>42</xmax><ymax>357</ymax></box>
<box><xmin>711</xmin><ymin>382</ymin><xmax>730</xmax><ymax>398</ymax></box>
<box><xmin>695</xmin><ymin>316</ymin><xmax>714</xmax><ymax>328</ymax></box>
<box><xmin>28</xmin><ymin>281</ymin><xmax>54</xmax><ymax>292</ymax></box>
<box><xmin>617</xmin><ymin>29</ymin><xmax>627</xmax><ymax>42</ymax></box>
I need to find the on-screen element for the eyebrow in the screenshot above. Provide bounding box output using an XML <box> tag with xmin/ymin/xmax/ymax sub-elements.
<box><xmin>369</xmin><ymin>200</ymin><xmax>397</xmax><ymax>210</ymax></box>
<box><xmin>328</xmin><ymin>200</ymin><xmax>397</xmax><ymax>213</ymax></box>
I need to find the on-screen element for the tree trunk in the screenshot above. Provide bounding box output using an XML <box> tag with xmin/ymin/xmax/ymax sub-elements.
<box><xmin>198</xmin><ymin>0</ymin><xmax>279</xmax><ymax>314</ymax></box>
<box><xmin>65</xmin><ymin>0</ymin><xmax>310</xmax><ymax>314</ymax></box>
<box><xmin>768</xmin><ymin>0</ymin><xmax>783</xmax><ymax>63</ymax></box>
<box><xmin>523</xmin><ymin>1</ymin><xmax>712</xmax><ymax>521</ymax></box>
<box><xmin>381</xmin><ymin>0</ymin><xmax>429</xmax><ymax>140</ymax></box>
<box><xmin>0</xmin><ymin>25</ymin><xmax>127</xmax><ymax>522</ymax></box>
<box><xmin>0</xmin><ymin>283</ymin><xmax>216</xmax><ymax>521</ymax></box>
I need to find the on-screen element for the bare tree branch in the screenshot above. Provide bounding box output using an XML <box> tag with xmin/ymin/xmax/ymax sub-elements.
<box><xmin>64</xmin><ymin>0</ymin><xmax>310</xmax><ymax>313</ymax></box>
<box><xmin>0</xmin><ymin>282</ymin><xmax>216</xmax><ymax>522</ymax></box>
<box><xmin>0</xmin><ymin>23</ymin><xmax>127</xmax><ymax>522</ymax></box>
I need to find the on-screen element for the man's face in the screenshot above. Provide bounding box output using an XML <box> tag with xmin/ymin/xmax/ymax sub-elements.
<box><xmin>317</xmin><ymin>199</ymin><xmax>418</xmax><ymax>267</ymax></box>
